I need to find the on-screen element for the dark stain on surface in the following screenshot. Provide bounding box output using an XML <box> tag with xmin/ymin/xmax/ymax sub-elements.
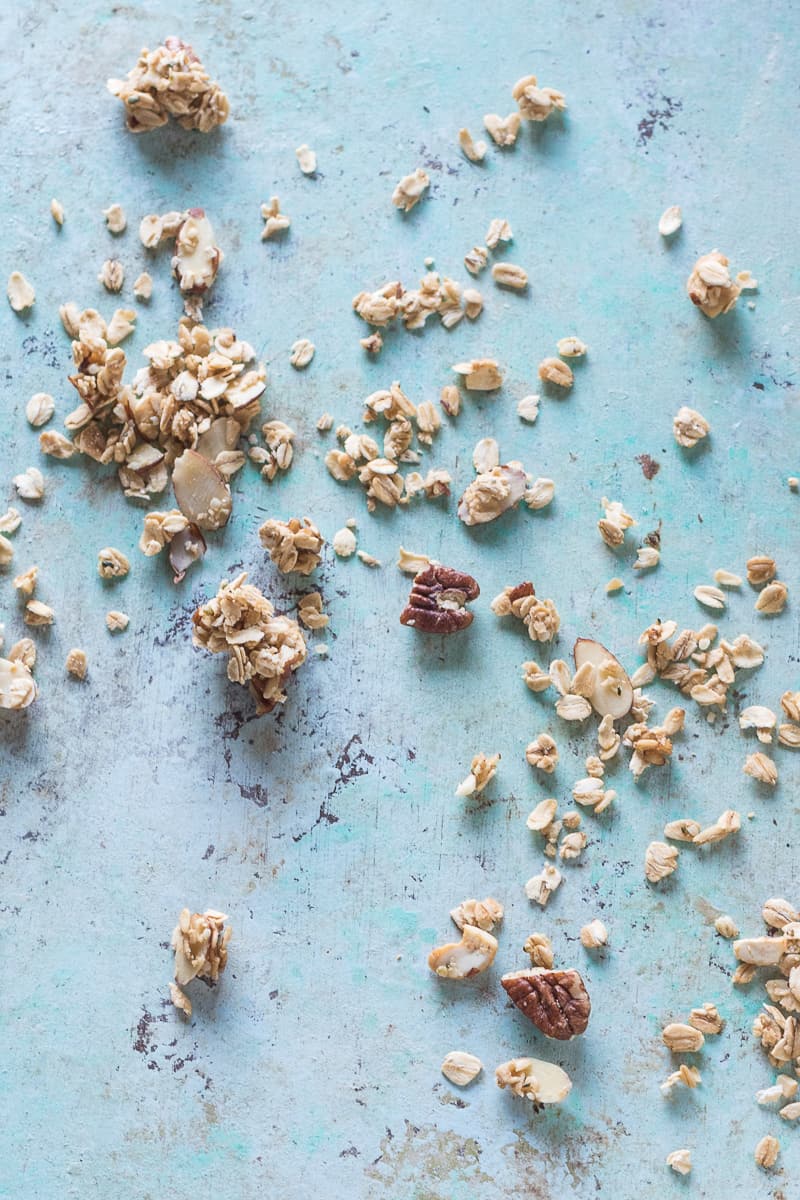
<box><xmin>635</xmin><ymin>453</ymin><xmax>660</xmax><ymax>479</ymax></box>
<box><xmin>292</xmin><ymin>800</ymin><xmax>339</xmax><ymax>842</ymax></box>
<box><xmin>328</xmin><ymin>733</ymin><xmax>374</xmax><ymax>798</ymax></box>
<box><xmin>22</xmin><ymin>329</ymin><xmax>61</xmax><ymax>370</ymax></box>
<box><xmin>238</xmin><ymin>781</ymin><xmax>270</xmax><ymax>807</ymax></box>
<box><xmin>636</xmin><ymin>94</ymin><xmax>682</xmax><ymax>145</ymax></box>
<box><xmin>133</xmin><ymin>1007</ymin><xmax>168</xmax><ymax>1055</ymax></box>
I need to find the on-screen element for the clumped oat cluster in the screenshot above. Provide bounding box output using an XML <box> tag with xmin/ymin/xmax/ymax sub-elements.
<box><xmin>108</xmin><ymin>39</ymin><xmax>230</xmax><ymax>133</ymax></box>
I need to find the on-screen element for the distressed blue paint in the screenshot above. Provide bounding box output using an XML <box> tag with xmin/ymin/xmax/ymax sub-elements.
<box><xmin>1</xmin><ymin>1</ymin><xmax>799</xmax><ymax>1197</ymax></box>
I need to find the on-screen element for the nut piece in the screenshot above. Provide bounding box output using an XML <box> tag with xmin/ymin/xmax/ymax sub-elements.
<box><xmin>495</xmin><ymin>1057</ymin><xmax>572</xmax><ymax>1104</ymax></box>
<box><xmin>501</xmin><ymin>968</ymin><xmax>591</xmax><ymax>1039</ymax></box>
<box><xmin>295</xmin><ymin>144</ymin><xmax>316</xmax><ymax>174</ymax></box>
<box><xmin>523</xmin><ymin>932</ymin><xmax>554</xmax><ymax>968</ymax></box>
<box><xmin>65</xmin><ymin>649</ymin><xmax>88</xmax><ymax>680</ymax></box>
<box><xmin>172</xmin><ymin>210</ymin><xmax>222</xmax><ymax>295</ymax></box>
<box><xmin>686</xmin><ymin>250</ymin><xmax>741</xmax><ymax>318</ymax></box>
<box><xmin>754</xmin><ymin>1135</ymin><xmax>780</xmax><ymax>1169</ymax></box>
<box><xmin>7</xmin><ymin>271</ymin><xmax>35</xmax><ymax>313</ymax></box>
<box><xmin>662</xmin><ymin>1022</ymin><xmax>705</xmax><ymax>1052</ymax></box>
<box><xmin>193</xmin><ymin>573</ymin><xmax>307</xmax><ymax>714</ymax></box>
<box><xmin>400</xmin><ymin>563</ymin><xmax>479</xmax><ymax>633</ymax></box>
<box><xmin>538</xmin><ymin>357</ymin><xmax>573</xmax><ymax>389</ymax></box>
<box><xmin>172</xmin><ymin>908</ymin><xmax>231</xmax><ymax>986</ymax></box>
<box><xmin>658</xmin><ymin>206</ymin><xmax>683</xmax><ymax>237</ymax></box>
<box><xmin>455</xmin><ymin>752</ymin><xmax>500</xmax><ymax>798</ymax></box>
<box><xmin>441</xmin><ymin>1051</ymin><xmax>482</xmax><ymax>1086</ymax></box>
<box><xmin>525</xmin><ymin>864</ymin><xmax>562</xmax><ymax>907</ymax></box>
<box><xmin>450</xmin><ymin>897</ymin><xmax>504</xmax><ymax>932</ymax></box>
<box><xmin>172</xmin><ymin>450</ymin><xmax>232</xmax><ymax>531</ymax></box>
<box><xmin>107</xmin><ymin>39</ymin><xmax>229</xmax><ymax>133</ymax></box>
<box><xmin>259</xmin><ymin>517</ymin><xmax>324</xmax><ymax>575</ymax></box>
<box><xmin>580</xmin><ymin>920</ymin><xmax>608</xmax><ymax>949</ymax></box>
<box><xmin>392</xmin><ymin>168</ymin><xmax>430</xmax><ymax>213</ymax></box>
<box><xmin>428</xmin><ymin>924</ymin><xmax>498</xmax><ymax>979</ymax></box>
<box><xmin>666</xmin><ymin>1149</ymin><xmax>691</xmax><ymax>1176</ymax></box>
<box><xmin>645</xmin><ymin>841</ymin><xmax>679</xmax><ymax>883</ymax></box>
<box><xmin>97</xmin><ymin>547</ymin><xmax>130</xmax><ymax>579</ymax></box>
<box><xmin>673</xmin><ymin>406</ymin><xmax>710</xmax><ymax>448</ymax></box>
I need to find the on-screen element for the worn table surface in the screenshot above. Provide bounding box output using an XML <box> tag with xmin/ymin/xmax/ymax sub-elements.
<box><xmin>2</xmin><ymin>1</ymin><xmax>799</xmax><ymax>1197</ymax></box>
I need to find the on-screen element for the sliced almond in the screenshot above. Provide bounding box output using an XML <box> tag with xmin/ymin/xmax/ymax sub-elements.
<box><xmin>573</xmin><ymin>638</ymin><xmax>633</xmax><ymax>719</ymax></box>
<box><xmin>172</xmin><ymin>449</ymin><xmax>232</xmax><ymax>531</ymax></box>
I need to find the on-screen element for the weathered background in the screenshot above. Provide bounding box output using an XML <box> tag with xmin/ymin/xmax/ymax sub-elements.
<box><xmin>1</xmin><ymin>1</ymin><xmax>799</xmax><ymax>1196</ymax></box>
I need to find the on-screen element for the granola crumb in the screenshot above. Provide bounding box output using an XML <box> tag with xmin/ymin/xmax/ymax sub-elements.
<box><xmin>295</xmin><ymin>144</ymin><xmax>317</xmax><ymax>175</ymax></box>
<box><xmin>103</xmin><ymin>203</ymin><xmax>127</xmax><ymax>234</ymax></box>
<box><xmin>606</xmin><ymin>577</ymin><xmax>624</xmax><ymax>593</ymax></box>
<box><xmin>754</xmin><ymin>1135</ymin><xmax>780</xmax><ymax>1169</ymax></box>
<box><xmin>458</xmin><ymin>128</ymin><xmax>487</xmax><ymax>163</ymax></box>
<box><xmin>332</xmin><ymin>528</ymin><xmax>357</xmax><ymax>558</ymax></box>
<box><xmin>674</xmin><ymin>406</ymin><xmax>710</xmax><ymax>447</ymax></box>
<box><xmin>483</xmin><ymin>112</ymin><xmax>521</xmax><ymax>147</ymax></box>
<box><xmin>517</xmin><ymin>394</ymin><xmax>540</xmax><ymax>423</ymax></box>
<box><xmin>714</xmin><ymin>914</ymin><xmax>739</xmax><ymax>938</ymax></box>
<box><xmin>50</xmin><ymin>198</ymin><xmax>65</xmax><ymax>226</ymax></box>
<box><xmin>392</xmin><ymin>168</ymin><xmax>430</xmax><ymax>213</ymax></box>
<box><xmin>357</xmin><ymin>550</ymin><xmax>381</xmax><ymax>568</ymax></box>
<box><xmin>98</xmin><ymin>259</ymin><xmax>124</xmax><ymax>292</ymax></box>
<box><xmin>24</xmin><ymin>600</ymin><xmax>54</xmax><ymax>627</ymax></box>
<box><xmin>316</xmin><ymin>412</ymin><xmax>333</xmax><ymax>432</ymax></box>
<box><xmin>169</xmin><ymin>982</ymin><xmax>192</xmax><ymax>1017</ymax></box>
<box><xmin>645</xmin><ymin>841</ymin><xmax>678</xmax><ymax>883</ymax></box>
<box><xmin>25</xmin><ymin>393</ymin><xmax>54</xmax><ymax>428</ymax></box>
<box><xmin>455</xmin><ymin>752</ymin><xmax>500</xmax><ymax>798</ymax></box>
<box><xmin>666</xmin><ymin>1149</ymin><xmax>691</xmax><ymax>1176</ymax></box>
<box><xmin>580</xmin><ymin>919</ymin><xmax>608</xmax><ymax>949</ymax></box>
<box><xmin>97</xmin><ymin>547</ymin><xmax>130</xmax><ymax>579</ymax></box>
<box><xmin>259</xmin><ymin>517</ymin><xmax>323</xmax><ymax>576</ymax></box>
<box><xmin>512</xmin><ymin>75</ymin><xmax>566</xmax><ymax>121</ymax></box>
<box><xmin>65</xmin><ymin>648</ymin><xmax>88</xmax><ymax>680</ymax></box>
<box><xmin>556</xmin><ymin>336</ymin><xmax>587</xmax><ymax>358</ymax></box>
<box><xmin>538</xmin><ymin>357</ymin><xmax>573</xmax><ymax>389</ymax></box>
<box><xmin>106</xmin><ymin>610</ymin><xmax>129</xmax><ymax>632</ymax></box>
<box><xmin>133</xmin><ymin>272</ymin><xmax>153</xmax><ymax>301</ymax></box>
<box><xmin>360</xmin><ymin>331</ymin><xmax>383</xmax><ymax>354</ymax></box>
<box><xmin>172</xmin><ymin>908</ymin><xmax>231</xmax><ymax>985</ymax></box>
<box><xmin>686</xmin><ymin>250</ymin><xmax>741</xmax><ymax>318</ymax></box>
<box><xmin>7</xmin><ymin>271</ymin><xmax>35</xmax><ymax>313</ymax></box>
<box><xmin>658</xmin><ymin>206</ymin><xmax>682</xmax><ymax>237</ymax></box>
<box><xmin>441</xmin><ymin>1050</ymin><xmax>483</xmax><ymax>1086</ymax></box>
<box><xmin>523</xmin><ymin>932</ymin><xmax>554</xmax><ymax>968</ymax></box>
<box><xmin>297</xmin><ymin>592</ymin><xmax>329</xmax><ymax>630</ymax></box>
<box><xmin>485</xmin><ymin>218</ymin><xmax>513</xmax><ymax>248</ymax></box>
<box><xmin>260</xmin><ymin>196</ymin><xmax>290</xmax><ymax>240</ymax></box>
<box><xmin>491</xmin><ymin>262</ymin><xmax>528</xmax><ymax>290</ymax></box>
<box><xmin>743</xmin><ymin>751</ymin><xmax>777</xmax><ymax>785</ymax></box>
<box><xmin>12</xmin><ymin>566</ymin><xmax>37</xmax><ymax>596</ymax></box>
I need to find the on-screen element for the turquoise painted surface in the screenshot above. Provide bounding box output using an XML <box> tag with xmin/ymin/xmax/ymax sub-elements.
<box><xmin>1</xmin><ymin>1</ymin><xmax>799</xmax><ymax>1196</ymax></box>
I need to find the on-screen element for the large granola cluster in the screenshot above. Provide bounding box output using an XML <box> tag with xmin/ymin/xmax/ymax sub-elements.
<box><xmin>172</xmin><ymin>908</ymin><xmax>231</xmax><ymax>985</ymax></box>
<box><xmin>353</xmin><ymin>271</ymin><xmax>482</xmax><ymax>333</ymax></box>
<box><xmin>107</xmin><ymin>39</ymin><xmax>230</xmax><ymax>134</ymax></box>
<box><xmin>258</xmin><ymin>517</ymin><xmax>324</xmax><ymax>575</ymax></box>
<box><xmin>63</xmin><ymin>310</ymin><xmax>265</xmax><ymax>501</ymax></box>
<box><xmin>192</xmin><ymin>573</ymin><xmax>307</xmax><ymax>714</ymax></box>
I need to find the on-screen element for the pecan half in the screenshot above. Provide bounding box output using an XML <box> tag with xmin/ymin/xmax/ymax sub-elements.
<box><xmin>501</xmin><ymin>967</ymin><xmax>591</xmax><ymax>1039</ymax></box>
<box><xmin>400</xmin><ymin>563</ymin><xmax>480</xmax><ymax>633</ymax></box>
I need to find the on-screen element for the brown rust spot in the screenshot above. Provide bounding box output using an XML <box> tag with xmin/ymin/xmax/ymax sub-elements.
<box><xmin>635</xmin><ymin>453</ymin><xmax>660</xmax><ymax>479</ymax></box>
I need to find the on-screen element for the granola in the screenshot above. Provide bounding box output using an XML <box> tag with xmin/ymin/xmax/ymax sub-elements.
<box><xmin>666</xmin><ymin>1150</ymin><xmax>691</xmax><ymax>1176</ymax></box>
<box><xmin>392</xmin><ymin>168</ymin><xmax>430</xmax><ymax>212</ymax></box>
<box><xmin>673</xmin><ymin>406</ymin><xmax>710</xmax><ymax>447</ymax></box>
<box><xmin>297</xmin><ymin>592</ymin><xmax>329</xmax><ymax>631</ymax></box>
<box><xmin>0</xmin><ymin>655</ymin><xmax>37</xmax><ymax>709</ymax></box>
<box><xmin>525</xmin><ymin>733</ymin><xmax>558</xmax><ymax>773</ymax></box>
<box><xmin>108</xmin><ymin>39</ymin><xmax>229</xmax><ymax>133</ymax></box>
<box><xmin>289</xmin><ymin>339</ymin><xmax>315</xmax><ymax>369</ymax></box>
<box><xmin>261</xmin><ymin>196</ymin><xmax>290</xmax><ymax>240</ymax></box>
<box><xmin>26</xmin><ymin>393</ymin><xmax>54</xmax><ymax>428</ymax></box>
<box><xmin>192</xmin><ymin>573</ymin><xmax>307</xmax><ymax>714</ymax></box>
<box><xmin>512</xmin><ymin>74</ymin><xmax>566</xmax><ymax>121</ymax></box>
<box><xmin>103</xmin><ymin>204</ymin><xmax>127</xmax><ymax>234</ymax></box>
<box><xmin>491</xmin><ymin>582</ymin><xmax>560</xmax><ymax>641</ymax></box>
<box><xmin>106</xmin><ymin>610</ymin><xmax>129</xmax><ymax>632</ymax></box>
<box><xmin>295</xmin><ymin>144</ymin><xmax>316</xmax><ymax>174</ymax></box>
<box><xmin>458</xmin><ymin>128</ymin><xmax>487</xmax><ymax>162</ymax></box>
<box><xmin>451</xmin><ymin>358</ymin><xmax>503</xmax><ymax>391</ymax></box>
<box><xmin>258</xmin><ymin>517</ymin><xmax>324</xmax><ymax>575</ymax></box>
<box><xmin>495</xmin><ymin>1058</ymin><xmax>572</xmax><ymax>1104</ymax></box>
<box><xmin>65</xmin><ymin>649</ymin><xmax>88</xmax><ymax>680</ymax></box>
<box><xmin>686</xmin><ymin>250</ymin><xmax>741</xmax><ymax>318</ymax></box>
<box><xmin>428</xmin><ymin>924</ymin><xmax>497</xmax><ymax>978</ymax></box>
<box><xmin>172</xmin><ymin>908</ymin><xmax>231</xmax><ymax>986</ymax></box>
<box><xmin>658</xmin><ymin>206</ymin><xmax>682</xmax><ymax>237</ymax></box>
<box><xmin>7</xmin><ymin>272</ymin><xmax>35</xmax><ymax>313</ymax></box>
<box><xmin>483</xmin><ymin>112</ymin><xmax>522</xmax><ymax>146</ymax></box>
<box><xmin>538</xmin><ymin>357</ymin><xmax>573</xmax><ymax>388</ymax></box>
<box><xmin>441</xmin><ymin>1051</ymin><xmax>482</xmax><ymax>1086</ymax></box>
<box><xmin>645</xmin><ymin>841</ymin><xmax>679</xmax><ymax>882</ymax></box>
<box><xmin>450</xmin><ymin>897</ymin><xmax>504</xmax><ymax>933</ymax></box>
<box><xmin>455</xmin><ymin>752</ymin><xmax>500</xmax><ymax>797</ymax></box>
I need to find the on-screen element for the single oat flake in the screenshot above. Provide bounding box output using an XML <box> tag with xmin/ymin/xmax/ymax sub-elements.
<box><xmin>658</xmin><ymin>206</ymin><xmax>682</xmax><ymax>237</ymax></box>
<box><xmin>392</xmin><ymin>168</ymin><xmax>430</xmax><ymax>213</ymax></box>
<box><xmin>295</xmin><ymin>144</ymin><xmax>317</xmax><ymax>175</ymax></box>
<box><xmin>441</xmin><ymin>1051</ymin><xmax>482</xmax><ymax>1086</ymax></box>
<box><xmin>7</xmin><ymin>272</ymin><xmax>35</xmax><ymax>313</ymax></box>
<box><xmin>458</xmin><ymin>128</ymin><xmax>487</xmax><ymax>163</ymax></box>
<box><xmin>26</xmin><ymin>393</ymin><xmax>54</xmax><ymax>428</ymax></box>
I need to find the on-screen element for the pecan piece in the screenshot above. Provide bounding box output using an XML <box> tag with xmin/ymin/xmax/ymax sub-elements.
<box><xmin>501</xmin><ymin>967</ymin><xmax>591</xmax><ymax>1039</ymax></box>
<box><xmin>400</xmin><ymin>563</ymin><xmax>480</xmax><ymax>633</ymax></box>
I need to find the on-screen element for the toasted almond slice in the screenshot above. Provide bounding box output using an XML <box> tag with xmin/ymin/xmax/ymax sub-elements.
<box><xmin>573</xmin><ymin>638</ymin><xmax>633</xmax><ymax>719</ymax></box>
<box><xmin>172</xmin><ymin>450</ymin><xmax>232</xmax><ymax>531</ymax></box>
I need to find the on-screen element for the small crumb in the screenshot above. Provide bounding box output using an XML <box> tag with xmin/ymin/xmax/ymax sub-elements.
<box><xmin>556</xmin><ymin>336</ymin><xmax>587</xmax><ymax>358</ymax></box>
<box><xmin>360</xmin><ymin>331</ymin><xmax>383</xmax><ymax>354</ymax></box>
<box><xmin>295</xmin><ymin>144</ymin><xmax>317</xmax><ymax>175</ymax></box>
<box><xmin>50</xmin><ymin>198</ymin><xmax>65</xmax><ymax>226</ymax></box>
<box><xmin>65</xmin><ymin>648</ymin><xmax>88</xmax><ymax>679</ymax></box>
<box><xmin>788</xmin><ymin>477</ymin><xmax>799</xmax><ymax>490</ymax></box>
<box><xmin>24</xmin><ymin>600</ymin><xmax>54</xmax><ymax>627</ymax></box>
<box><xmin>538</xmin><ymin>357</ymin><xmax>573</xmax><ymax>389</ymax></box>
<box><xmin>13</xmin><ymin>565</ymin><xmax>38</xmax><ymax>596</ymax></box>
<box><xmin>658</xmin><ymin>206</ymin><xmax>682</xmax><ymax>237</ymax></box>
<box><xmin>458</xmin><ymin>128</ymin><xmax>487</xmax><ymax>163</ymax></box>
<box><xmin>289</xmin><ymin>338</ymin><xmax>315</xmax><ymax>369</ymax></box>
<box><xmin>314</xmin><ymin>643</ymin><xmax>329</xmax><ymax>657</ymax></box>
<box><xmin>103</xmin><ymin>203</ymin><xmax>127</xmax><ymax>234</ymax></box>
<box><xmin>666</xmin><ymin>1149</ymin><xmax>691</xmax><ymax>1176</ymax></box>
<box><xmin>260</xmin><ymin>196</ymin><xmax>290</xmax><ymax>240</ymax></box>
<box><xmin>392</xmin><ymin>168</ymin><xmax>430</xmax><ymax>213</ymax></box>
<box><xmin>606</xmin><ymin>577</ymin><xmax>624</xmax><ymax>593</ymax></box>
<box><xmin>98</xmin><ymin>259</ymin><xmax>124</xmax><ymax>292</ymax></box>
<box><xmin>332</xmin><ymin>528</ymin><xmax>357</xmax><ymax>558</ymax></box>
<box><xmin>517</xmin><ymin>394</ymin><xmax>540</xmax><ymax>423</ymax></box>
<box><xmin>7</xmin><ymin>271</ymin><xmax>35</xmax><ymax>313</ymax></box>
<box><xmin>714</xmin><ymin>914</ymin><xmax>739</xmax><ymax>938</ymax></box>
<box><xmin>316</xmin><ymin>412</ymin><xmax>333</xmax><ymax>431</ymax></box>
<box><xmin>580</xmin><ymin>919</ymin><xmax>608</xmax><ymax>949</ymax></box>
<box><xmin>133</xmin><ymin>272</ymin><xmax>153</xmax><ymax>301</ymax></box>
<box><xmin>106</xmin><ymin>610</ymin><xmax>130</xmax><ymax>632</ymax></box>
<box><xmin>97</xmin><ymin>547</ymin><xmax>130</xmax><ymax>579</ymax></box>
<box><xmin>169</xmin><ymin>981</ymin><xmax>192</xmax><ymax>1017</ymax></box>
<box><xmin>357</xmin><ymin>550</ymin><xmax>381</xmax><ymax>568</ymax></box>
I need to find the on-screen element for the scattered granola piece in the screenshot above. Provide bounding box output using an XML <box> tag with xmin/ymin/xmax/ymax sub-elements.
<box><xmin>526</xmin><ymin>733</ymin><xmax>558</xmax><ymax>774</ymax></box>
<box><xmin>462</xmin><ymin>288</ymin><xmax>483</xmax><ymax>319</ymax></box>
<box><xmin>694</xmin><ymin>584</ymin><xmax>726</xmax><ymax>611</ymax></box>
<box><xmin>512</xmin><ymin>75</ymin><xmax>566</xmax><ymax>121</ymax></box>
<box><xmin>483</xmin><ymin>112</ymin><xmax>522</xmax><ymax>146</ymax></box>
<box><xmin>755</xmin><ymin>581</ymin><xmax>788</xmax><ymax>614</ymax></box>
<box><xmin>633</xmin><ymin>545</ymin><xmax>659</xmax><ymax>570</ymax></box>
<box><xmin>458</xmin><ymin>128</ymin><xmax>487</xmax><ymax>163</ymax></box>
<box><xmin>396</xmin><ymin>547</ymin><xmax>430</xmax><ymax>575</ymax></box>
<box><xmin>523</xmin><ymin>932</ymin><xmax>554</xmax><ymax>968</ymax></box>
<box><xmin>392</xmin><ymin>168</ymin><xmax>430</xmax><ymax>213</ymax></box>
<box><xmin>295</xmin><ymin>144</ymin><xmax>316</xmax><ymax>174</ymax></box>
<box><xmin>26</xmin><ymin>393</ymin><xmax>55</xmax><ymax>428</ymax></box>
<box><xmin>169</xmin><ymin>982</ymin><xmax>192</xmax><ymax>1017</ymax></box>
<box><xmin>757</xmin><ymin>1077</ymin><xmax>798</xmax><ymax>1105</ymax></box>
<box><xmin>605</xmin><ymin>577</ymin><xmax>624</xmax><ymax>593</ymax></box>
<box><xmin>172</xmin><ymin>450</ymin><xmax>232</xmax><ymax>530</ymax></box>
<box><xmin>743</xmin><ymin>751</ymin><xmax>777</xmax><ymax>785</ymax></box>
<box><xmin>739</xmin><ymin>705</ymin><xmax>776</xmax><ymax>742</ymax></box>
<box><xmin>754</xmin><ymin>1135</ymin><xmax>780</xmax><ymax>1169</ymax></box>
<box><xmin>472</xmin><ymin>437</ymin><xmax>499</xmax><ymax>474</ymax></box>
<box><xmin>172</xmin><ymin>908</ymin><xmax>231</xmax><ymax>988</ymax></box>
<box><xmin>0</xmin><ymin>655</ymin><xmax>37</xmax><ymax>709</ymax></box>
<box><xmin>12</xmin><ymin>566</ymin><xmax>37</xmax><ymax>595</ymax></box>
<box><xmin>660</xmin><ymin>1064</ymin><xmax>701</xmax><ymax>1095</ymax></box>
<box><xmin>778</xmin><ymin>723</ymin><xmax>800</xmax><ymax>748</ymax></box>
<box><xmin>7</xmin><ymin>272</ymin><xmax>35</xmax><ymax>313</ymax></box>
<box><xmin>455</xmin><ymin>752</ymin><xmax>500</xmax><ymax>798</ymax></box>
<box><xmin>97</xmin><ymin>547</ymin><xmax>130</xmax><ymax>579</ymax></box>
<box><xmin>689</xmin><ymin>1003</ymin><xmax>724</xmax><ymax>1035</ymax></box>
<box><xmin>260</xmin><ymin>195</ymin><xmax>290</xmax><ymax>240</ymax></box>
<box><xmin>133</xmin><ymin>272</ymin><xmax>153</xmax><ymax>300</ymax></box>
<box><xmin>50</xmin><ymin>198</ymin><xmax>64</xmax><ymax>226</ymax></box>
<box><xmin>401</xmin><ymin>563</ymin><xmax>479</xmax><ymax>634</ymax></box>
<box><xmin>0</xmin><ymin>536</ymin><xmax>13</xmax><ymax>567</ymax></box>
<box><xmin>193</xmin><ymin>573</ymin><xmax>306</xmax><ymax>714</ymax></box>
<box><xmin>452</xmin><ymin>358</ymin><xmax>503</xmax><ymax>391</ymax></box>
<box><xmin>573</xmin><ymin>638</ymin><xmax>633</xmax><ymax>720</ymax></box>
<box><xmin>527</xmin><ymin>798</ymin><xmax>558</xmax><ymax>833</ymax></box>
<box><xmin>450</xmin><ymin>897</ymin><xmax>504</xmax><ymax>933</ymax></box>
<box><xmin>664</xmin><ymin>818</ymin><xmax>701</xmax><ymax>842</ymax></box>
<box><xmin>747</xmin><ymin>555</ymin><xmax>777</xmax><ymax>586</ymax></box>
<box><xmin>106</xmin><ymin>308</ymin><xmax>137</xmax><ymax>345</ymax></box>
<box><xmin>259</xmin><ymin>517</ymin><xmax>323</xmax><ymax>575</ymax></box>
<box><xmin>693</xmin><ymin>809</ymin><xmax>741</xmax><ymax>846</ymax></box>
<box><xmin>98</xmin><ymin>259</ymin><xmax>124</xmax><ymax>292</ymax></box>
<box><xmin>495</xmin><ymin>1057</ymin><xmax>572</xmax><ymax>1104</ymax></box>
<box><xmin>662</xmin><ymin>1023</ymin><xmax>704</xmax><ymax>1052</ymax></box>
<box><xmin>501</xmin><ymin>968</ymin><xmax>591</xmax><ymax>1039</ymax></box>
<box><xmin>106</xmin><ymin>610</ymin><xmax>129</xmax><ymax>632</ymax></box>
<box><xmin>428</xmin><ymin>924</ymin><xmax>497</xmax><ymax>979</ymax></box>
<box><xmin>485</xmin><ymin>218</ymin><xmax>512</xmax><ymax>249</ymax></box>
<box><xmin>491</xmin><ymin>262</ymin><xmax>528</xmax><ymax>290</ymax></box>
<box><xmin>523</xmin><ymin>477</ymin><xmax>555</xmax><ymax>511</ymax></box>
<box><xmin>658</xmin><ymin>206</ymin><xmax>683</xmax><ymax>237</ymax></box>
<box><xmin>597</xmin><ymin>497</ymin><xmax>635</xmax><ymax>548</ymax></box>
<box><xmin>38</xmin><ymin>430</ymin><xmax>74</xmax><ymax>460</ymax></box>
<box><xmin>714</xmin><ymin>914</ymin><xmax>739</xmax><ymax>938</ymax></box>
<box><xmin>9</xmin><ymin>639</ymin><xmax>35</xmax><ymax>669</ymax></box>
<box><xmin>24</xmin><ymin>600</ymin><xmax>54</xmax><ymax>627</ymax></box>
<box><xmin>556</xmin><ymin>336</ymin><xmax>587</xmax><ymax>358</ymax></box>
<box><xmin>289</xmin><ymin>338</ymin><xmax>315</xmax><ymax>369</ymax></box>
<box><xmin>103</xmin><ymin>204</ymin><xmax>127</xmax><ymax>234</ymax></box>
<box><xmin>171</xmin><ymin>210</ymin><xmax>222</xmax><ymax>301</ymax></box>
<box><xmin>360</xmin><ymin>330</ymin><xmax>383</xmax><ymax>354</ymax></box>
<box><xmin>493</xmin><ymin>582</ymin><xmax>561</xmax><ymax>641</ymax></box>
<box><xmin>538</xmin><ymin>357</ymin><xmax>573</xmax><ymax>389</ymax></box>
<box><xmin>331</xmin><ymin>527</ymin><xmax>357</xmax><ymax>559</ymax></box>
<box><xmin>517</xmin><ymin>394</ymin><xmax>540</xmax><ymax>423</ymax></box>
<box><xmin>63</xmin><ymin>647</ymin><xmax>88</xmax><ymax>680</ymax></box>
<box><xmin>687</xmin><ymin>250</ymin><xmax>741</xmax><ymax>318</ymax></box>
<box><xmin>297</xmin><ymin>592</ymin><xmax>329</xmax><ymax>630</ymax></box>
<box><xmin>580</xmin><ymin>920</ymin><xmax>608</xmax><ymax>949</ymax></box>
<box><xmin>108</xmin><ymin>40</ymin><xmax>229</xmax><ymax>133</ymax></box>
<box><xmin>779</xmin><ymin>1102</ymin><xmax>800</xmax><ymax>1121</ymax></box>
<box><xmin>666</xmin><ymin>1149</ymin><xmax>691</xmax><ymax>1176</ymax></box>
<box><xmin>441</xmin><ymin>1051</ymin><xmax>482</xmax><ymax>1086</ymax></box>
<box><xmin>525</xmin><ymin>863</ymin><xmax>562</xmax><ymax>907</ymax></box>
<box><xmin>763</xmin><ymin>897</ymin><xmax>798</xmax><ymax>928</ymax></box>
<box><xmin>458</xmin><ymin>463</ymin><xmax>527</xmax><ymax>526</ymax></box>
<box><xmin>522</xmin><ymin>660</ymin><xmax>551</xmax><ymax>693</ymax></box>
<box><xmin>714</xmin><ymin>567</ymin><xmax>742</xmax><ymax>587</ymax></box>
<box><xmin>645</xmin><ymin>841</ymin><xmax>679</xmax><ymax>883</ymax></box>
<box><xmin>356</xmin><ymin>550</ymin><xmax>381</xmax><ymax>568</ymax></box>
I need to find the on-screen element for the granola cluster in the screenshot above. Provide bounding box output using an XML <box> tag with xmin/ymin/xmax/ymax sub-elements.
<box><xmin>259</xmin><ymin>517</ymin><xmax>324</xmax><ymax>576</ymax></box>
<box><xmin>107</xmin><ymin>39</ymin><xmax>230</xmax><ymax>133</ymax></box>
<box><xmin>353</xmin><ymin>272</ymin><xmax>483</xmax><ymax>334</ymax></box>
<box><xmin>172</xmin><ymin>908</ymin><xmax>231</xmax><ymax>986</ymax></box>
<box><xmin>63</xmin><ymin>309</ymin><xmax>265</xmax><ymax>504</ymax></box>
<box><xmin>192</xmin><ymin>573</ymin><xmax>307</xmax><ymax>714</ymax></box>
<box><xmin>686</xmin><ymin>250</ymin><xmax>741</xmax><ymax>318</ymax></box>
<box><xmin>491</xmin><ymin>582</ymin><xmax>560</xmax><ymax>641</ymax></box>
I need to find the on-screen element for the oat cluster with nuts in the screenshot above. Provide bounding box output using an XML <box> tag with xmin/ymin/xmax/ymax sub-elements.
<box><xmin>107</xmin><ymin>39</ymin><xmax>229</xmax><ymax>133</ymax></box>
<box><xmin>258</xmin><ymin>517</ymin><xmax>324</xmax><ymax>576</ymax></box>
<box><xmin>192</xmin><ymin>573</ymin><xmax>307</xmax><ymax>714</ymax></box>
